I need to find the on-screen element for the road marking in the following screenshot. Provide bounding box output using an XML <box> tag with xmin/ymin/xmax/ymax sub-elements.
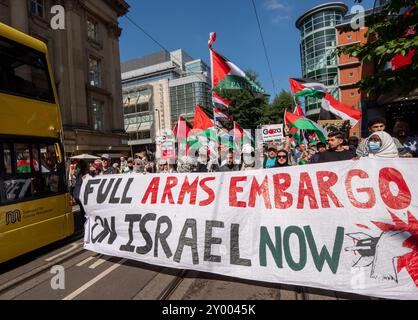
<box><xmin>45</xmin><ymin>243</ymin><xmax>80</xmax><ymax>262</ymax></box>
<box><xmin>62</xmin><ymin>258</ymin><xmax>127</xmax><ymax>300</ymax></box>
<box><xmin>76</xmin><ymin>256</ymin><xmax>96</xmax><ymax>267</ymax></box>
<box><xmin>88</xmin><ymin>257</ymin><xmax>109</xmax><ymax>269</ymax></box>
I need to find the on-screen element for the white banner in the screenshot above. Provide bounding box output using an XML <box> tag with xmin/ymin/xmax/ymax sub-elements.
<box><xmin>81</xmin><ymin>158</ymin><xmax>418</xmax><ymax>300</ymax></box>
<box><xmin>261</xmin><ymin>124</ymin><xmax>284</xmax><ymax>143</ymax></box>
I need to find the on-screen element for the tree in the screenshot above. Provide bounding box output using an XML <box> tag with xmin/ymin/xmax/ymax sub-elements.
<box><xmin>338</xmin><ymin>0</ymin><xmax>417</xmax><ymax>97</ymax></box>
<box><xmin>216</xmin><ymin>89</ymin><xmax>268</xmax><ymax>130</ymax></box>
<box><xmin>213</xmin><ymin>69</ymin><xmax>270</xmax><ymax>130</ymax></box>
<box><xmin>266</xmin><ymin>90</ymin><xmax>292</xmax><ymax>124</ymax></box>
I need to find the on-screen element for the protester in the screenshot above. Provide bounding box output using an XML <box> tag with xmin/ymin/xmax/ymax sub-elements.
<box><xmin>310</xmin><ymin>142</ymin><xmax>326</xmax><ymax>164</ymax></box>
<box><xmin>219</xmin><ymin>151</ymin><xmax>239</xmax><ymax>172</ymax></box>
<box><xmin>73</xmin><ymin>160</ymin><xmax>90</xmax><ymax>228</ymax></box>
<box><xmin>93</xmin><ymin>159</ymin><xmax>103</xmax><ymax>176</ymax></box>
<box><xmin>293</xmin><ymin>143</ymin><xmax>307</xmax><ymax>163</ymax></box>
<box><xmin>357</xmin><ymin>117</ymin><xmax>388</xmax><ymax>157</ymax></box>
<box><xmin>68</xmin><ymin>163</ymin><xmax>77</xmax><ymax>204</ymax></box>
<box><xmin>392</xmin><ymin>119</ymin><xmax>417</xmax><ymax>158</ymax></box>
<box><xmin>263</xmin><ymin>145</ymin><xmax>279</xmax><ymax>169</ymax></box>
<box><xmin>307</xmin><ymin>142</ymin><xmax>317</xmax><ymax>157</ymax></box>
<box><xmin>361</xmin><ymin>131</ymin><xmax>399</xmax><ymax>158</ymax></box>
<box><xmin>240</xmin><ymin>145</ymin><xmax>256</xmax><ymax>171</ymax></box>
<box><xmin>100</xmin><ymin>154</ymin><xmax>118</xmax><ymax>175</ymax></box>
<box><xmin>123</xmin><ymin>158</ymin><xmax>134</xmax><ymax>173</ymax></box>
<box><xmin>347</xmin><ymin>136</ymin><xmax>359</xmax><ymax>152</ymax></box>
<box><xmin>196</xmin><ymin>149</ymin><xmax>209</xmax><ymax>173</ymax></box>
<box><xmin>298</xmin><ymin>151</ymin><xmax>310</xmax><ymax>165</ymax></box>
<box><xmin>276</xmin><ymin>149</ymin><xmax>290</xmax><ymax>167</ymax></box>
<box><xmin>176</xmin><ymin>156</ymin><xmax>197</xmax><ymax>173</ymax></box>
<box><xmin>119</xmin><ymin>157</ymin><xmax>127</xmax><ymax>173</ymax></box>
<box><xmin>317</xmin><ymin>131</ymin><xmax>356</xmax><ymax>163</ymax></box>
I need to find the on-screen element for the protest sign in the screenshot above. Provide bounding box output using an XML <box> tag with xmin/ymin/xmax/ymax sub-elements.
<box><xmin>261</xmin><ymin>124</ymin><xmax>284</xmax><ymax>143</ymax></box>
<box><xmin>82</xmin><ymin>158</ymin><xmax>418</xmax><ymax>300</ymax></box>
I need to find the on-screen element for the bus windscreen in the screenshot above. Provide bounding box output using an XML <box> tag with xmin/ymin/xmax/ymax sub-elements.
<box><xmin>0</xmin><ymin>36</ymin><xmax>55</xmax><ymax>103</ymax></box>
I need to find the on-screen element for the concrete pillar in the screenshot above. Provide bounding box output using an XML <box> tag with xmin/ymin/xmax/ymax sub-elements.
<box><xmin>10</xmin><ymin>0</ymin><xmax>28</xmax><ymax>33</ymax></box>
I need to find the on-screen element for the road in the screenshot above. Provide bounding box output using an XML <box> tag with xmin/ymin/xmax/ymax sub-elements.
<box><xmin>0</xmin><ymin>209</ymin><xmax>372</xmax><ymax>300</ymax></box>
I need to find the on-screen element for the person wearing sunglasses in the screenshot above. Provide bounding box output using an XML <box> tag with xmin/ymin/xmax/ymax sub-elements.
<box><xmin>276</xmin><ymin>150</ymin><xmax>290</xmax><ymax>167</ymax></box>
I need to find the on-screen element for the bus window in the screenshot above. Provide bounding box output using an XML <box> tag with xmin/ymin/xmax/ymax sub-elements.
<box><xmin>40</xmin><ymin>143</ymin><xmax>60</xmax><ymax>193</ymax></box>
<box><xmin>15</xmin><ymin>144</ymin><xmax>32</xmax><ymax>174</ymax></box>
<box><xmin>0</xmin><ymin>36</ymin><xmax>55</xmax><ymax>103</ymax></box>
<box><xmin>3</xmin><ymin>143</ymin><xmax>12</xmax><ymax>174</ymax></box>
<box><xmin>32</xmin><ymin>145</ymin><xmax>40</xmax><ymax>172</ymax></box>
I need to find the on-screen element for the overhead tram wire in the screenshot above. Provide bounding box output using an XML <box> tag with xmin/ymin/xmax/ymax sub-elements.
<box><xmin>250</xmin><ymin>0</ymin><xmax>277</xmax><ymax>96</ymax></box>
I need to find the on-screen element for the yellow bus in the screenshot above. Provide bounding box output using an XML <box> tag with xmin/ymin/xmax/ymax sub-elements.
<box><xmin>0</xmin><ymin>22</ymin><xmax>75</xmax><ymax>263</ymax></box>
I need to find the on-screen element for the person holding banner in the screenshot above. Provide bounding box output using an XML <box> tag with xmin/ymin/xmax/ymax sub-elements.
<box><xmin>317</xmin><ymin>131</ymin><xmax>356</xmax><ymax>163</ymax></box>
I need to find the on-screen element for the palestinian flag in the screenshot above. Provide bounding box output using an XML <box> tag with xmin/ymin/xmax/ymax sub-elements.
<box><xmin>192</xmin><ymin>105</ymin><xmax>214</xmax><ymax>131</ymax></box>
<box><xmin>188</xmin><ymin>105</ymin><xmax>217</xmax><ymax>153</ymax></box>
<box><xmin>212</xmin><ymin>92</ymin><xmax>231</xmax><ymax>109</ymax></box>
<box><xmin>321</xmin><ymin>93</ymin><xmax>362</xmax><ymax>127</ymax></box>
<box><xmin>233</xmin><ymin>122</ymin><xmax>253</xmax><ymax>147</ymax></box>
<box><xmin>209</xmin><ymin>33</ymin><xmax>266</xmax><ymax>95</ymax></box>
<box><xmin>214</xmin><ymin>108</ymin><xmax>232</xmax><ymax>122</ymax></box>
<box><xmin>289</xmin><ymin>78</ymin><xmax>326</xmax><ymax>99</ymax></box>
<box><xmin>173</xmin><ymin>116</ymin><xmax>191</xmax><ymax>156</ymax></box>
<box><xmin>293</xmin><ymin>104</ymin><xmax>304</xmax><ymax>116</ymax></box>
<box><xmin>284</xmin><ymin>111</ymin><xmax>328</xmax><ymax>143</ymax></box>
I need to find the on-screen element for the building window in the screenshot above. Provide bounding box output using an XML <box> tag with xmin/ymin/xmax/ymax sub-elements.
<box><xmin>92</xmin><ymin>99</ymin><xmax>104</xmax><ymax>131</ymax></box>
<box><xmin>349</xmin><ymin>72</ymin><xmax>354</xmax><ymax>78</ymax></box>
<box><xmin>89</xmin><ymin>57</ymin><xmax>101</xmax><ymax>87</ymax></box>
<box><xmin>87</xmin><ymin>18</ymin><xmax>98</xmax><ymax>41</ymax></box>
<box><xmin>29</xmin><ymin>0</ymin><xmax>44</xmax><ymax>18</ymax></box>
<box><xmin>350</xmin><ymin>92</ymin><xmax>356</xmax><ymax>97</ymax></box>
<box><xmin>347</xmin><ymin>35</ymin><xmax>352</xmax><ymax>40</ymax></box>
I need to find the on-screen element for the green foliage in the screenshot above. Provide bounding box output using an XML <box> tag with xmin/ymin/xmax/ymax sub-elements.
<box><xmin>267</xmin><ymin>90</ymin><xmax>292</xmax><ymax>124</ymax></box>
<box><xmin>338</xmin><ymin>0</ymin><xmax>417</xmax><ymax>96</ymax></box>
<box><xmin>215</xmin><ymin>89</ymin><xmax>268</xmax><ymax>130</ymax></box>
<box><xmin>213</xmin><ymin>70</ymin><xmax>292</xmax><ymax>129</ymax></box>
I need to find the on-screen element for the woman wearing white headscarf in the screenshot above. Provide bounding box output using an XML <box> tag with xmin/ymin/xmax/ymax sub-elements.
<box><xmin>364</xmin><ymin>131</ymin><xmax>399</xmax><ymax>158</ymax></box>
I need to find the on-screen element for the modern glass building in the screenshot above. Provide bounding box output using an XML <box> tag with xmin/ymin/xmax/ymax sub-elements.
<box><xmin>296</xmin><ymin>2</ymin><xmax>348</xmax><ymax>118</ymax></box>
<box><xmin>121</xmin><ymin>50</ymin><xmax>211</xmax><ymax>152</ymax></box>
<box><xmin>170</xmin><ymin>76</ymin><xmax>211</xmax><ymax>126</ymax></box>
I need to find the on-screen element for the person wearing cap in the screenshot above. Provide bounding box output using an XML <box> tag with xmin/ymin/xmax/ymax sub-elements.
<box><xmin>101</xmin><ymin>154</ymin><xmax>118</xmax><ymax>175</ymax></box>
<box><xmin>263</xmin><ymin>145</ymin><xmax>279</xmax><ymax>169</ymax></box>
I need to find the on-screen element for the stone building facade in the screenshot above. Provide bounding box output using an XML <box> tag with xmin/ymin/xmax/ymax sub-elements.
<box><xmin>0</xmin><ymin>0</ymin><xmax>130</xmax><ymax>156</ymax></box>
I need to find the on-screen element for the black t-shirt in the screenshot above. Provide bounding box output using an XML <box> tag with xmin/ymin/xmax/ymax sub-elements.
<box><xmin>317</xmin><ymin>149</ymin><xmax>356</xmax><ymax>163</ymax></box>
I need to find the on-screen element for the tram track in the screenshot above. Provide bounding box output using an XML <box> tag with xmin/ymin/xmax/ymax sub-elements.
<box><xmin>0</xmin><ymin>234</ymin><xmax>86</xmax><ymax>296</ymax></box>
<box><xmin>157</xmin><ymin>270</ymin><xmax>188</xmax><ymax>300</ymax></box>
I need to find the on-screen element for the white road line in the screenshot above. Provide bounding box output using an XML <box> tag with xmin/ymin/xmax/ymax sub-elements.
<box><xmin>45</xmin><ymin>243</ymin><xmax>80</xmax><ymax>262</ymax></box>
<box><xmin>88</xmin><ymin>257</ymin><xmax>109</xmax><ymax>269</ymax></box>
<box><xmin>76</xmin><ymin>256</ymin><xmax>96</xmax><ymax>267</ymax></box>
<box><xmin>63</xmin><ymin>259</ymin><xmax>127</xmax><ymax>300</ymax></box>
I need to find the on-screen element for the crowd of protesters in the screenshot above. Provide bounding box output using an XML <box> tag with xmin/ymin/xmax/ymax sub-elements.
<box><xmin>68</xmin><ymin>117</ymin><xmax>417</xmax><ymax>205</ymax></box>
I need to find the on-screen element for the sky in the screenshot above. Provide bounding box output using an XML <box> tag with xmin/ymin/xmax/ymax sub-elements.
<box><xmin>119</xmin><ymin>0</ymin><xmax>376</xmax><ymax>99</ymax></box>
